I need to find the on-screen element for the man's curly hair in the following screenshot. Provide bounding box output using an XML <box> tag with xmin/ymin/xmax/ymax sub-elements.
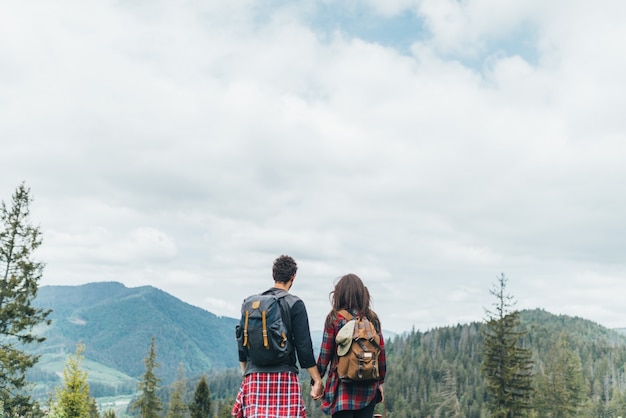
<box><xmin>273</xmin><ymin>255</ymin><xmax>298</xmax><ymax>283</ymax></box>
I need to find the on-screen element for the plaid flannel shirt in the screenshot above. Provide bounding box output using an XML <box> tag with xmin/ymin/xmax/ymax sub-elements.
<box><xmin>232</xmin><ymin>371</ymin><xmax>306</xmax><ymax>418</ymax></box>
<box><xmin>316</xmin><ymin>311</ymin><xmax>386</xmax><ymax>415</ymax></box>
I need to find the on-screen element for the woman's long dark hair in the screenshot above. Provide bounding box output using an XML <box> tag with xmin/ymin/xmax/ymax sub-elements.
<box><xmin>325</xmin><ymin>273</ymin><xmax>380</xmax><ymax>330</ymax></box>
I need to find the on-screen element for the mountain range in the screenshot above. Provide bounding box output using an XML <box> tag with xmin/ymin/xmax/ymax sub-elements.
<box><xmin>30</xmin><ymin>281</ymin><xmax>239</xmax><ymax>400</ymax></box>
<box><xmin>24</xmin><ymin>281</ymin><xmax>626</xmax><ymax>417</ymax></box>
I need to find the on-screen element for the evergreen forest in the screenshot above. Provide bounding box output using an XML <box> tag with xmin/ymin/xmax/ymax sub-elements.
<box><xmin>298</xmin><ymin>309</ymin><xmax>626</xmax><ymax>418</ymax></box>
<box><xmin>168</xmin><ymin>308</ymin><xmax>626</xmax><ymax>418</ymax></box>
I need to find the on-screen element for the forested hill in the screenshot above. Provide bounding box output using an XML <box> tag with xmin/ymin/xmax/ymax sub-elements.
<box><xmin>32</xmin><ymin>282</ymin><xmax>239</xmax><ymax>385</ymax></box>
<box><xmin>321</xmin><ymin>308</ymin><xmax>626</xmax><ymax>418</ymax></box>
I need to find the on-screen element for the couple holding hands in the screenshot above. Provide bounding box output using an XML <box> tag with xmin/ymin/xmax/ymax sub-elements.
<box><xmin>233</xmin><ymin>255</ymin><xmax>386</xmax><ymax>418</ymax></box>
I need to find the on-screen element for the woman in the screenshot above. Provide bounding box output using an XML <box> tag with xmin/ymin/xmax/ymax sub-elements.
<box><xmin>316</xmin><ymin>274</ymin><xmax>386</xmax><ymax>418</ymax></box>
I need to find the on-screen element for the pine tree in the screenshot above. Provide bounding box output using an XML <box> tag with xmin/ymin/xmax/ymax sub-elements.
<box><xmin>481</xmin><ymin>273</ymin><xmax>534</xmax><ymax>417</ymax></box>
<box><xmin>54</xmin><ymin>343</ymin><xmax>96</xmax><ymax>418</ymax></box>
<box><xmin>535</xmin><ymin>332</ymin><xmax>584</xmax><ymax>417</ymax></box>
<box><xmin>88</xmin><ymin>397</ymin><xmax>100</xmax><ymax>418</ymax></box>
<box><xmin>432</xmin><ymin>368</ymin><xmax>464</xmax><ymax>418</ymax></box>
<box><xmin>189</xmin><ymin>375</ymin><xmax>211</xmax><ymax>418</ymax></box>
<box><xmin>167</xmin><ymin>363</ymin><xmax>188</xmax><ymax>418</ymax></box>
<box><xmin>102</xmin><ymin>408</ymin><xmax>117</xmax><ymax>418</ymax></box>
<box><xmin>0</xmin><ymin>183</ymin><xmax>52</xmax><ymax>415</ymax></box>
<box><xmin>216</xmin><ymin>398</ymin><xmax>234</xmax><ymax>418</ymax></box>
<box><xmin>131</xmin><ymin>336</ymin><xmax>163</xmax><ymax>418</ymax></box>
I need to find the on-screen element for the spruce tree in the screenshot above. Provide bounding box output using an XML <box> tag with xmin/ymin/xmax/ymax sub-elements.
<box><xmin>535</xmin><ymin>332</ymin><xmax>584</xmax><ymax>417</ymax></box>
<box><xmin>167</xmin><ymin>363</ymin><xmax>188</xmax><ymax>418</ymax></box>
<box><xmin>432</xmin><ymin>368</ymin><xmax>463</xmax><ymax>417</ymax></box>
<box><xmin>54</xmin><ymin>343</ymin><xmax>95</xmax><ymax>418</ymax></box>
<box><xmin>131</xmin><ymin>336</ymin><xmax>163</xmax><ymax>418</ymax></box>
<box><xmin>88</xmin><ymin>397</ymin><xmax>99</xmax><ymax>418</ymax></box>
<box><xmin>102</xmin><ymin>409</ymin><xmax>117</xmax><ymax>418</ymax></box>
<box><xmin>216</xmin><ymin>398</ymin><xmax>235</xmax><ymax>418</ymax></box>
<box><xmin>481</xmin><ymin>273</ymin><xmax>534</xmax><ymax>417</ymax></box>
<box><xmin>189</xmin><ymin>375</ymin><xmax>211</xmax><ymax>418</ymax></box>
<box><xmin>0</xmin><ymin>183</ymin><xmax>52</xmax><ymax>415</ymax></box>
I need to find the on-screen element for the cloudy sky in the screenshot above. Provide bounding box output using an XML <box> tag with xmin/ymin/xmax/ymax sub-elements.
<box><xmin>2</xmin><ymin>0</ymin><xmax>626</xmax><ymax>334</ymax></box>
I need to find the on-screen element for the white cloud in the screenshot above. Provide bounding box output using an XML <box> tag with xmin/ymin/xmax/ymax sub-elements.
<box><xmin>2</xmin><ymin>0</ymin><xmax>626</xmax><ymax>333</ymax></box>
<box><xmin>43</xmin><ymin>225</ymin><xmax>176</xmax><ymax>265</ymax></box>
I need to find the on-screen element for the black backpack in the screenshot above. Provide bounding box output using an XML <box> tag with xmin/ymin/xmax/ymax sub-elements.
<box><xmin>236</xmin><ymin>289</ymin><xmax>292</xmax><ymax>366</ymax></box>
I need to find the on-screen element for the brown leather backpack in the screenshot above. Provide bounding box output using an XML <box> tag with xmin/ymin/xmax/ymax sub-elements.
<box><xmin>335</xmin><ymin>310</ymin><xmax>381</xmax><ymax>383</ymax></box>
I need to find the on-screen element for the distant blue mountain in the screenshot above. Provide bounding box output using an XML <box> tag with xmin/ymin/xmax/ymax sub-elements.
<box><xmin>32</xmin><ymin>282</ymin><xmax>239</xmax><ymax>385</ymax></box>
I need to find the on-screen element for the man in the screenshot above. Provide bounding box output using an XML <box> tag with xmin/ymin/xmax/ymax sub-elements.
<box><xmin>232</xmin><ymin>255</ymin><xmax>323</xmax><ymax>417</ymax></box>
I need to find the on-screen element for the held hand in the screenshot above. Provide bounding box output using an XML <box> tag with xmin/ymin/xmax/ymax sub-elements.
<box><xmin>310</xmin><ymin>380</ymin><xmax>324</xmax><ymax>401</ymax></box>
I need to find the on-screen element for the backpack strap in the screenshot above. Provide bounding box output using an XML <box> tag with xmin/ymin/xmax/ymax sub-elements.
<box><xmin>243</xmin><ymin>310</ymin><xmax>250</xmax><ymax>347</ymax></box>
<box><xmin>362</xmin><ymin>319</ymin><xmax>382</xmax><ymax>351</ymax></box>
<box><xmin>338</xmin><ymin>309</ymin><xmax>353</xmax><ymax>320</ymax></box>
<box><xmin>333</xmin><ymin>310</ymin><xmax>354</xmax><ymax>367</ymax></box>
<box><xmin>338</xmin><ymin>309</ymin><xmax>353</xmax><ymax>322</ymax></box>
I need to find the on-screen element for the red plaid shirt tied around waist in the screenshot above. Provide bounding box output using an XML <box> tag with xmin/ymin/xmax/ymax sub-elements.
<box><xmin>232</xmin><ymin>371</ymin><xmax>306</xmax><ymax>418</ymax></box>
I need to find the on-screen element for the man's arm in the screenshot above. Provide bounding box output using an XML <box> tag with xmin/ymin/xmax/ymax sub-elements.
<box><xmin>289</xmin><ymin>299</ymin><xmax>317</xmax><ymax>368</ymax></box>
